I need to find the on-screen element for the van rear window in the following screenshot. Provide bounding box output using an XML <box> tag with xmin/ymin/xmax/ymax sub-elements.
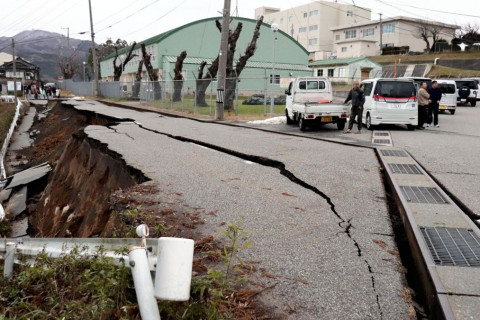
<box><xmin>374</xmin><ymin>81</ymin><xmax>416</xmax><ymax>98</ymax></box>
<box><xmin>299</xmin><ymin>81</ymin><xmax>326</xmax><ymax>90</ymax></box>
<box><xmin>455</xmin><ymin>81</ymin><xmax>476</xmax><ymax>89</ymax></box>
<box><xmin>438</xmin><ymin>84</ymin><xmax>456</xmax><ymax>94</ymax></box>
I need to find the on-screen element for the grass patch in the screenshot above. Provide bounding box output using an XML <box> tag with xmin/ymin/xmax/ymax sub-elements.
<box><xmin>0</xmin><ymin>102</ymin><xmax>16</xmax><ymax>144</ymax></box>
<box><xmin>370</xmin><ymin>50</ymin><xmax>480</xmax><ymax>64</ymax></box>
<box><xmin>426</xmin><ymin>65</ymin><xmax>480</xmax><ymax>78</ymax></box>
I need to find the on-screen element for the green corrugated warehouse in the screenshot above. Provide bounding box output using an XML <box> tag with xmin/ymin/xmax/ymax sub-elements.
<box><xmin>99</xmin><ymin>16</ymin><xmax>313</xmax><ymax>93</ymax></box>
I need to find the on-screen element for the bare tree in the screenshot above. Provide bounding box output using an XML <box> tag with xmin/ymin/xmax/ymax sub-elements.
<box><xmin>173</xmin><ymin>51</ymin><xmax>187</xmax><ymax>102</ymax></box>
<box><xmin>141</xmin><ymin>43</ymin><xmax>161</xmax><ymax>99</ymax></box>
<box><xmin>415</xmin><ymin>21</ymin><xmax>446</xmax><ymax>52</ymax></box>
<box><xmin>195</xmin><ymin>16</ymin><xmax>264</xmax><ymax>109</ymax></box>
<box><xmin>58</xmin><ymin>56</ymin><xmax>80</xmax><ymax>79</ymax></box>
<box><xmin>132</xmin><ymin>59</ymin><xmax>144</xmax><ymax>99</ymax></box>
<box><xmin>113</xmin><ymin>41</ymin><xmax>137</xmax><ymax>81</ymax></box>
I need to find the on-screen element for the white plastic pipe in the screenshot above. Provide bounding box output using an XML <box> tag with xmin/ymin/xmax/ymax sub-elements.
<box><xmin>154</xmin><ymin>237</ymin><xmax>194</xmax><ymax>301</ymax></box>
<box><xmin>129</xmin><ymin>248</ymin><xmax>160</xmax><ymax>320</ymax></box>
<box><xmin>0</xmin><ymin>203</ymin><xmax>5</xmax><ymax>222</ymax></box>
<box><xmin>4</xmin><ymin>242</ymin><xmax>16</xmax><ymax>278</ymax></box>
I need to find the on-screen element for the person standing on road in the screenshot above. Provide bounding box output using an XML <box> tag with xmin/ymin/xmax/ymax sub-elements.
<box><xmin>427</xmin><ymin>80</ymin><xmax>442</xmax><ymax>128</ymax></box>
<box><xmin>344</xmin><ymin>80</ymin><xmax>365</xmax><ymax>134</ymax></box>
<box><xmin>417</xmin><ymin>82</ymin><xmax>430</xmax><ymax>130</ymax></box>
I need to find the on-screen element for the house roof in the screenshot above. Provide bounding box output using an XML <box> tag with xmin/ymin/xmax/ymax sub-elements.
<box><xmin>309</xmin><ymin>57</ymin><xmax>381</xmax><ymax>68</ymax></box>
<box><xmin>0</xmin><ymin>57</ymin><xmax>39</xmax><ymax>70</ymax></box>
<box><xmin>330</xmin><ymin>16</ymin><xmax>460</xmax><ymax>31</ymax></box>
<box><xmin>102</xmin><ymin>16</ymin><xmax>308</xmax><ymax>61</ymax></box>
<box><xmin>163</xmin><ymin>56</ymin><xmax>312</xmax><ymax>71</ymax></box>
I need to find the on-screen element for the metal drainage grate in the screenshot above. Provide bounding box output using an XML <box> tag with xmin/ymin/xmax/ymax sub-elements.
<box><xmin>420</xmin><ymin>227</ymin><xmax>480</xmax><ymax>267</ymax></box>
<box><xmin>381</xmin><ymin>150</ymin><xmax>408</xmax><ymax>157</ymax></box>
<box><xmin>374</xmin><ymin>132</ymin><xmax>389</xmax><ymax>136</ymax></box>
<box><xmin>389</xmin><ymin>163</ymin><xmax>422</xmax><ymax>175</ymax></box>
<box><xmin>373</xmin><ymin>139</ymin><xmax>391</xmax><ymax>144</ymax></box>
<box><xmin>400</xmin><ymin>186</ymin><xmax>448</xmax><ymax>204</ymax></box>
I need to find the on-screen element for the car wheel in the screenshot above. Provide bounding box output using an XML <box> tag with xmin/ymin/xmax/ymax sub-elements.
<box><xmin>439</xmin><ymin>109</ymin><xmax>445</xmax><ymax>114</ymax></box>
<box><xmin>450</xmin><ymin>110</ymin><xmax>456</xmax><ymax>115</ymax></box>
<box><xmin>366</xmin><ymin>113</ymin><xmax>374</xmax><ymax>130</ymax></box>
<box><xmin>285</xmin><ymin>109</ymin><xmax>294</xmax><ymax>124</ymax></box>
<box><xmin>299</xmin><ymin>117</ymin><xmax>307</xmax><ymax>131</ymax></box>
<box><xmin>337</xmin><ymin>120</ymin><xmax>346</xmax><ymax>130</ymax></box>
<box><xmin>407</xmin><ymin>124</ymin><xmax>416</xmax><ymax>131</ymax></box>
<box><xmin>471</xmin><ymin>100</ymin><xmax>477</xmax><ymax>107</ymax></box>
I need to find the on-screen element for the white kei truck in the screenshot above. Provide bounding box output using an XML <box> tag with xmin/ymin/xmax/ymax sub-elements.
<box><xmin>284</xmin><ymin>77</ymin><xmax>348</xmax><ymax>131</ymax></box>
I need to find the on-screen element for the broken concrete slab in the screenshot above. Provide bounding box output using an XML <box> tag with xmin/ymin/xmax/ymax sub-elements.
<box><xmin>9</xmin><ymin>217</ymin><xmax>28</xmax><ymax>238</ymax></box>
<box><xmin>0</xmin><ymin>188</ymin><xmax>12</xmax><ymax>202</ymax></box>
<box><xmin>5</xmin><ymin>186</ymin><xmax>27</xmax><ymax>218</ymax></box>
<box><xmin>3</xmin><ymin>162</ymin><xmax>52</xmax><ymax>190</ymax></box>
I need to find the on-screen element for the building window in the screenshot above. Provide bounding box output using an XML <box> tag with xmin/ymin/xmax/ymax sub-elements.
<box><xmin>345</xmin><ymin>30</ymin><xmax>357</xmax><ymax>39</ymax></box>
<box><xmin>317</xmin><ymin>69</ymin><xmax>323</xmax><ymax>76</ymax></box>
<box><xmin>335</xmin><ymin>34</ymin><xmax>340</xmax><ymax>41</ymax></box>
<box><xmin>341</xmin><ymin>47</ymin><xmax>347</xmax><ymax>52</ymax></box>
<box><xmin>289</xmin><ymin>16</ymin><xmax>293</xmax><ymax>22</ymax></box>
<box><xmin>309</xmin><ymin>25</ymin><xmax>318</xmax><ymax>31</ymax></box>
<box><xmin>310</xmin><ymin>10</ymin><xmax>318</xmax><ymax>16</ymax></box>
<box><xmin>328</xmin><ymin>69</ymin><xmax>334</xmax><ymax>77</ymax></box>
<box><xmin>299</xmin><ymin>27</ymin><xmax>307</xmax><ymax>33</ymax></box>
<box><xmin>270</xmin><ymin>74</ymin><xmax>280</xmax><ymax>84</ymax></box>
<box><xmin>338</xmin><ymin>68</ymin><xmax>346</xmax><ymax>77</ymax></box>
<box><xmin>347</xmin><ymin>10</ymin><xmax>353</xmax><ymax>17</ymax></box>
<box><xmin>382</xmin><ymin>23</ymin><xmax>395</xmax><ymax>34</ymax></box>
<box><xmin>383</xmin><ymin>43</ymin><xmax>395</xmax><ymax>47</ymax></box>
<box><xmin>303</xmin><ymin>12</ymin><xmax>307</xmax><ymax>18</ymax></box>
<box><xmin>308</xmin><ymin>38</ymin><xmax>318</xmax><ymax>45</ymax></box>
<box><xmin>362</xmin><ymin>28</ymin><xmax>374</xmax><ymax>36</ymax></box>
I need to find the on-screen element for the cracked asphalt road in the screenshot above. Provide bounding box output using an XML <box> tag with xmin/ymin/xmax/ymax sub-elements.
<box><xmin>66</xmin><ymin>100</ymin><xmax>410</xmax><ymax>319</ymax></box>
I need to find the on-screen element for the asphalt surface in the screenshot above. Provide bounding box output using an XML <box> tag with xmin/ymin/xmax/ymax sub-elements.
<box><xmin>64</xmin><ymin>99</ymin><xmax>410</xmax><ymax>319</ymax></box>
<box><xmin>388</xmin><ymin>105</ymin><xmax>480</xmax><ymax>218</ymax></box>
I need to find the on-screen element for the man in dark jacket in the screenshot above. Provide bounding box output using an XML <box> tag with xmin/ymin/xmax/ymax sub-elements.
<box><xmin>427</xmin><ymin>81</ymin><xmax>442</xmax><ymax>127</ymax></box>
<box><xmin>344</xmin><ymin>81</ymin><xmax>365</xmax><ymax>133</ymax></box>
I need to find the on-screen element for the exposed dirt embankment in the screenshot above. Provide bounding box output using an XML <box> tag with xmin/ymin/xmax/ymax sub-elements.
<box><xmin>30</xmin><ymin>129</ymin><xmax>148</xmax><ymax>237</ymax></box>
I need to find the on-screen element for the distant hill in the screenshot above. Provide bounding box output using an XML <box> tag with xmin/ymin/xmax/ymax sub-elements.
<box><xmin>0</xmin><ymin>30</ymin><xmax>91</xmax><ymax>81</ymax></box>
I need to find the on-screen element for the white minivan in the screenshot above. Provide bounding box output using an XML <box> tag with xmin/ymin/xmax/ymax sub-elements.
<box><xmin>436</xmin><ymin>80</ymin><xmax>457</xmax><ymax>115</ymax></box>
<box><xmin>360</xmin><ymin>78</ymin><xmax>418</xmax><ymax>130</ymax></box>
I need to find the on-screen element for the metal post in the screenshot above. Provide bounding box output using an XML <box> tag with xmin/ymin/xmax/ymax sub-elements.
<box><xmin>209</xmin><ymin>83</ymin><xmax>213</xmax><ymax>115</ymax></box>
<box><xmin>129</xmin><ymin>248</ymin><xmax>161</xmax><ymax>320</ymax></box>
<box><xmin>235</xmin><ymin>79</ymin><xmax>239</xmax><ymax>116</ymax></box>
<box><xmin>215</xmin><ymin>0</ymin><xmax>231</xmax><ymax>120</ymax></box>
<box><xmin>88</xmin><ymin>0</ymin><xmax>99</xmax><ymax>96</ymax></box>
<box><xmin>83</xmin><ymin>61</ymin><xmax>86</xmax><ymax>82</ymax></box>
<box><xmin>4</xmin><ymin>242</ymin><xmax>15</xmax><ymax>278</ymax></box>
<box><xmin>379</xmin><ymin>13</ymin><xmax>383</xmax><ymax>55</ymax></box>
<box><xmin>263</xmin><ymin>69</ymin><xmax>267</xmax><ymax>116</ymax></box>
<box><xmin>270</xmin><ymin>24</ymin><xmax>278</xmax><ymax>114</ymax></box>
<box><xmin>12</xmin><ymin>39</ymin><xmax>17</xmax><ymax>101</ymax></box>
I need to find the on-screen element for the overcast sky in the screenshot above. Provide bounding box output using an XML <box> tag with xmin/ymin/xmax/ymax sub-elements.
<box><xmin>1</xmin><ymin>0</ymin><xmax>479</xmax><ymax>45</ymax></box>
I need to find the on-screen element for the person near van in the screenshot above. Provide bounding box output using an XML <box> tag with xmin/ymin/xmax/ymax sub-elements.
<box><xmin>417</xmin><ymin>82</ymin><xmax>430</xmax><ymax>130</ymax></box>
<box><xmin>427</xmin><ymin>81</ymin><xmax>441</xmax><ymax>127</ymax></box>
<box><xmin>344</xmin><ymin>81</ymin><xmax>365</xmax><ymax>133</ymax></box>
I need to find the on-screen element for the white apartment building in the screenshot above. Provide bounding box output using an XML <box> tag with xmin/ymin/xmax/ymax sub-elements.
<box><xmin>331</xmin><ymin>16</ymin><xmax>459</xmax><ymax>59</ymax></box>
<box><xmin>255</xmin><ymin>1</ymin><xmax>371</xmax><ymax>60</ymax></box>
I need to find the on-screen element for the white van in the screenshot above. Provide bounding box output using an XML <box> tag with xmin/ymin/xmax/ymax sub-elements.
<box><xmin>436</xmin><ymin>80</ymin><xmax>457</xmax><ymax>115</ymax></box>
<box><xmin>360</xmin><ymin>78</ymin><xmax>418</xmax><ymax>130</ymax></box>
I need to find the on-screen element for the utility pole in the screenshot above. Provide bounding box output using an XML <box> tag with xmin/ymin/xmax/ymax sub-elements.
<box><xmin>61</xmin><ymin>27</ymin><xmax>70</xmax><ymax>53</ymax></box>
<box><xmin>379</xmin><ymin>13</ymin><xmax>383</xmax><ymax>55</ymax></box>
<box><xmin>12</xmin><ymin>39</ymin><xmax>17</xmax><ymax>100</ymax></box>
<box><xmin>88</xmin><ymin>0</ymin><xmax>99</xmax><ymax>96</ymax></box>
<box><xmin>215</xmin><ymin>0</ymin><xmax>231</xmax><ymax>120</ymax></box>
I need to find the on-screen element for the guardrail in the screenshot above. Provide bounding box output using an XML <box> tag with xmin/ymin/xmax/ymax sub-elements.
<box><xmin>1</xmin><ymin>225</ymin><xmax>194</xmax><ymax>320</ymax></box>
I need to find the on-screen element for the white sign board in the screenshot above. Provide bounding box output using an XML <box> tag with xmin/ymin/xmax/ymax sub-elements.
<box><xmin>7</xmin><ymin>81</ymin><xmax>22</xmax><ymax>92</ymax></box>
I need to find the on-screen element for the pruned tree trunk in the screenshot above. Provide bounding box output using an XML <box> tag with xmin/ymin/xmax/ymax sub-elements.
<box><xmin>113</xmin><ymin>41</ymin><xmax>137</xmax><ymax>81</ymax></box>
<box><xmin>223</xmin><ymin>16</ymin><xmax>263</xmax><ymax>110</ymax></box>
<box><xmin>173</xmin><ymin>50</ymin><xmax>187</xmax><ymax>102</ymax></box>
<box><xmin>141</xmin><ymin>43</ymin><xmax>161</xmax><ymax>99</ymax></box>
<box><xmin>195</xmin><ymin>59</ymin><xmax>218</xmax><ymax>106</ymax></box>
<box><xmin>132</xmin><ymin>59</ymin><xmax>144</xmax><ymax>100</ymax></box>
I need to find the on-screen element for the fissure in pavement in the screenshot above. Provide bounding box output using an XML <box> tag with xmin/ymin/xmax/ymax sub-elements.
<box><xmin>125</xmin><ymin>121</ymin><xmax>384</xmax><ymax>319</ymax></box>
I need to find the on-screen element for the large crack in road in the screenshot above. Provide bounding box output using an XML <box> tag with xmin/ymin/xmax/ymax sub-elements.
<box><xmin>119</xmin><ymin>121</ymin><xmax>385</xmax><ymax>319</ymax></box>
